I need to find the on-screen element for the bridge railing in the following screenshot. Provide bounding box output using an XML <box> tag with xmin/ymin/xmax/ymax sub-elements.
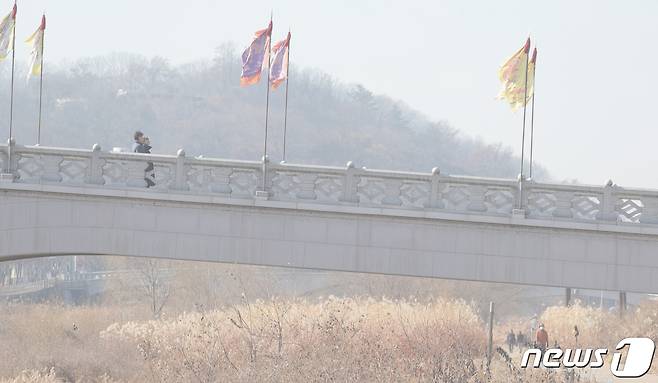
<box><xmin>2</xmin><ymin>142</ymin><xmax>658</xmax><ymax>225</ymax></box>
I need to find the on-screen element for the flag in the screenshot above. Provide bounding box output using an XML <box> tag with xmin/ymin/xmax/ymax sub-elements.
<box><xmin>26</xmin><ymin>15</ymin><xmax>46</xmax><ymax>77</ymax></box>
<box><xmin>526</xmin><ymin>48</ymin><xmax>537</xmax><ymax>100</ymax></box>
<box><xmin>270</xmin><ymin>31</ymin><xmax>290</xmax><ymax>90</ymax></box>
<box><xmin>510</xmin><ymin>47</ymin><xmax>537</xmax><ymax>107</ymax></box>
<box><xmin>241</xmin><ymin>21</ymin><xmax>272</xmax><ymax>86</ymax></box>
<box><xmin>0</xmin><ymin>4</ymin><xmax>16</xmax><ymax>61</ymax></box>
<box><xmin>498</xmin><ymin>38</ymin><xmax>530</xmax><ymax>111</ymax></box>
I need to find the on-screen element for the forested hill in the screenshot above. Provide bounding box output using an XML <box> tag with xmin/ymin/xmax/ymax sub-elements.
<box><xmin>0</xmin><ymin>43</ymin><xmax>546</xmax><ymax>179</ymax></box>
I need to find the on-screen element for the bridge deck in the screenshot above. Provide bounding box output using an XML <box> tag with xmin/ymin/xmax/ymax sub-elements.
<box><xmin>2</xmin><ymin>143</ymin><xmax>658</xmax><ymax>293</ymax></box>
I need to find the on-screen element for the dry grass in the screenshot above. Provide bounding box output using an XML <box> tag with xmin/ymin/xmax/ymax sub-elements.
<box><xmin>0</xmin><ymin>295</ymin><xmax>600</xmax><ymax>382</ymax></box>
<box><xmin>5</xmin><ymin>293</ymin><xmax>658</xmax><ymax>381</ymax></box>
<box><xmin>539</xmin><ymin>303</ymin><xmax>615</xmax><ymax>349</ymax></box>
<box><xmin>99</xmin><ymin>296</ymin><xmax>487</xmax><ymax>382</ymax></box>
<box><xmin>536</xmin><ymin>300</ymin><xmax>658</xmax><ymax>375</ymax></box>
<box><xmin>0</xmin><ymin>303</ymin><xmax>143</xmax><ymax>382</ymax></box>
<box><xmin>0</xmin><ymin>369</ymin><xmax>60</xmax><ymax>383</ymax></box>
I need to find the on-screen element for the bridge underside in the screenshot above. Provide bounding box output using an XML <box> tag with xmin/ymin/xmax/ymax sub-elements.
<box><xmin>2</xmin><ymin>188</ymin><xmax>658</xmax><ymax>294</ymax></box>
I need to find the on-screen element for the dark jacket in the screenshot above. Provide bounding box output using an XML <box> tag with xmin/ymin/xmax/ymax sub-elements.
<box><xmin>133</xmin><ymin>141</ymin><xmax>155</xmax><ymax>179</ymax></box>
<box><xmin>132</xmin><ymin>142</ymin><xmax>152</xmax><ymax>154</ymax></box>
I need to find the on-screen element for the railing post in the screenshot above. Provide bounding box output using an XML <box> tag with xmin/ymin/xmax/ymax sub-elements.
<box><xmin>512</xmin><ymin>173</ymin><xmax>526</xmax><ymax>217</ymax></box>
<box><xmin>426</xmin><ymin>167</ymin><xmax>445</xmax><ymax>209</ymax></box>
<box><xmin>0</xmin><ymin>138</ymin><xmax>16</xmax><ymax>182</ymax></box>
<box><xmin>340</xmin><ymin>161</ymin><xmax>359</xmax><ymax>203</ymax></box>
<box><xmin>596</xmin><ymin>180</ymin><xmax>617</xmax><ymax>222</ymax></box>
<box><xmin>255</xmin><ymin>155</ymin><xmax>270</xmax><ymax>199</ymax></box>
<box><xmin>87</xmin><ymin>144</ymin><xmax>106</xmax><ymax>185</ymax></box>
<box><xmin>171</xmin><ymin>148</ymin><xmax>189</xmax><ymax>191</ymax></box>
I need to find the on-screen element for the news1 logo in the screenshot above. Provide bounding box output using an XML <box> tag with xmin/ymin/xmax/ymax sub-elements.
<box><xmin>521</xmin><ymin>338</ymin><xmax>656</xmax><ymax>378</ymax></box>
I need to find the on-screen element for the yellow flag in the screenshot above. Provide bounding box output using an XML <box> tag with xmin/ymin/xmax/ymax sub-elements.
<box><xmin>26</xmin><ymin>15</ymin><xmax>46</xmax><ymax>77</ymax></box>
<box><xmin>526</xmin><ymin>48</ymin><xmax>537</xmax><ymax>101</ymax></box>
<box><xmin>0</xmin><ymin>4</ymin><xmax>16</xmax><ymax>61</ymax></box>
<box><xmin>498</xmin><ymin>38</ymin><xmax>531</xmax><ymax>111</ymax></box>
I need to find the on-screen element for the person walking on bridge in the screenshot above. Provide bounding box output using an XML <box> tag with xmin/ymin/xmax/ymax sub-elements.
<box><xmin>132</xmin><ymin>131</ymin><xmax>155</xmax><ymax>188</ymax></box>
<box><xmin>143</xmin><ymin>135</ymin><xmax>156</xmax><ymax>186</ymax></box>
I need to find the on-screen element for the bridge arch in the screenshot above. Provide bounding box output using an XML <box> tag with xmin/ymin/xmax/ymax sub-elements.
<box><xmin>3</xmin><ymin>185</ymin><xmax>658</xmax><ymax>294</ymax></box>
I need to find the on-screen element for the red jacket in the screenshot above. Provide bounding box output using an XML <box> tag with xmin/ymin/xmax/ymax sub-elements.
<box><xmin>536</xmin><ymin>328</ymin><xmax>548</xmax><ymax>347</ymax></box>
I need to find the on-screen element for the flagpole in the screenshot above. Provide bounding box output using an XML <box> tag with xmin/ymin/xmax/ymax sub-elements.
<box><xmin>37</xmin><ymin>16</ymin><xmax>45</xmax><ymax>145</ymax></box>
<box><xmin>519</xmin><ymin>44</ymin><xmax>530</xmax><ymax>179</ymax></box>
<box><xmin>528</xmin><ymin>60</ymin><xmax>536</xmax><ymax>179</ymax></box>
<box><xmin>7</xmin><ymin>2</ymin><xmax>16</xmax><ymax>173</ymax></box>
<box><xmin>282</xmin><ymin>31</ymin><xmax>290</xmax><ymax>163</ymax></box>
<box><xmin>261</xmin><ymin>13</ymin><xmax>272</xmax><ymax>192</ymax></box>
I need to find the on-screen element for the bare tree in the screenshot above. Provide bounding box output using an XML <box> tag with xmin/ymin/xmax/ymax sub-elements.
<box><xmin>136</xmin><ymin>259</ymin><xmax>171</xmax><ymax>318</ymax></box>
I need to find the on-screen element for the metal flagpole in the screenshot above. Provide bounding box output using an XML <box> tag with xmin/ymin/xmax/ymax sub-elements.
<box><xmin>282</xmin><ymin>30</ymin><xmax>290</xmax><ymax>162</ymax></box>
<box><xmin>528</xmin><ymin>52</ymin><xmax>537</xmax><ymax>179</ymax></box>
<box><xmin>260</xmin><ymin>14</ymin><xmax>273</xmax><ymax>192</ymax></box>
<box><xmin>519</xmin><ymin>42</ymin><xmax>530</xmax><ymax>178</ymax></box>
<box><xmin>528</xmin><ymin>87</ymin><xmax>535</xmax><ymax>179</ymax></box>
<box><xmin>6</xmin><ymin>2</ymin><xmax>16</xmax><ymax>173</ymax></box>
<box><xmin>37</xmin><ymin>15</ymin><xmax>45</xmax><ymax>145</ymax></box>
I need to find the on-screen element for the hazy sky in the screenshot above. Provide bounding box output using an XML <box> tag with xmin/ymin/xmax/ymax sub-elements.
<box><xmin>6</xmin><ymin>0</ymin><xmax>658</xmax><ymax>188</ymax></box>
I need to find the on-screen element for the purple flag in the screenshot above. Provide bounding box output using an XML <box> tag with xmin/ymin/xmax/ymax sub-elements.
<box><xmin>241</xmin><ymin>21</ymin><xmax>272</xmax><ymax>86</ymax></box>
<box><xmin>270</xmin><ymin>32</ymin><xmax>290</xmax><ymax>90</ymax></box>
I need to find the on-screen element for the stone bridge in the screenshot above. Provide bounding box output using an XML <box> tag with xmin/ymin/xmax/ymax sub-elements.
<box><xmin>1</xmin><ymin>141</ymin><xmax>658</xmax><ymax>293</ymax></box>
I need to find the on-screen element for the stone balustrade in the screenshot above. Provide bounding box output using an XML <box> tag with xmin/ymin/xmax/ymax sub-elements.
<box><xmin>2</xmin><ymin>141</ymin><xmax>658</xmax><ymax>226</ymax></box>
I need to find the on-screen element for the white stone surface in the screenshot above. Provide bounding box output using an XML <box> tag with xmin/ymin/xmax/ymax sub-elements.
<box><xmin>3</xmin><ymin>144</ymin><xmax>658</xmax><ymax>293</ymax></box>
<box><xmin>1</xmin><ymin>186</ymin><xmax>658</xmax><ymax>293</ymax></box>
<box><xmin>3</xmin><ymin>143</ymin><xmax>658</xmax><ymax>229</ymax></box>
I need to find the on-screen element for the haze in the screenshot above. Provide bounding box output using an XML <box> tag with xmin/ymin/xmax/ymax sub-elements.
<box><xmin>6</xmin><ymin>0</ymin><xmax>658</xmax><ymax>188</ymax></box>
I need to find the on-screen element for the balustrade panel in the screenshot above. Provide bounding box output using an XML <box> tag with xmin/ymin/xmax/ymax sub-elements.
<box><xmin>2</xmin><ymin>143</ymin><xmax>658</xmax><ymax>228</ymax></box>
